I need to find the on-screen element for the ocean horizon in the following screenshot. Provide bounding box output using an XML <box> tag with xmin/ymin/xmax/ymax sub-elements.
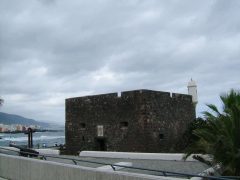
<box><xmin>0</xmin><ymin>130</ymin><xmax>65</xmax><ymax>148</ymax></box>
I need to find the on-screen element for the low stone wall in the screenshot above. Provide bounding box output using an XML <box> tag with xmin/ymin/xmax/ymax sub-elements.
<box><xmin>35</xmin><ymin>148</ymin><xmax>59</xmax><ymax>155</ymax></box>
<box><xmin>79</xmin><ymin>151</ymin><xmax>197</xmax><ymax>161</ymax></box>
<box><xmin>0</xmin><ymin>147</ymin><xmax>59</xmax><ymax>155</ymax></box>
<box><xmin>0</xmin><ymin>154</ymin><xmax>186</xmax><ymax>180</ymax></box>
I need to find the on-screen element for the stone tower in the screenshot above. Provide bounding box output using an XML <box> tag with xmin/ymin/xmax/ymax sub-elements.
<box><xmin>187</xmin><ymin>79</ymin><xmax>198</xmax><ymax>107</ymax></box>
<box><xmin>65</xmin><ymin>89</ymin><xmax>196</xmax><ymax>154</ymax></box>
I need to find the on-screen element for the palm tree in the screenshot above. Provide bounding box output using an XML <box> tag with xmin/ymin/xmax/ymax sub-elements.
<box><xmin>185</xmin><ymin>89</ymin><xmax>240</xmax><ymax>176</ymax></box>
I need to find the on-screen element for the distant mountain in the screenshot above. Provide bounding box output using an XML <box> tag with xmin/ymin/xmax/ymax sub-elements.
<box><xmin>0</xmin><ymin>112</ymin><xmax>49</xmax><ymax>127</ymax></box>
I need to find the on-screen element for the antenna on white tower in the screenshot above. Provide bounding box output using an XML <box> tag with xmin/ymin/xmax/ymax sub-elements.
<box><xmin>187</xmin><ymin>78</ymin><xmax>198</xmax><ymax>107</ymax></box>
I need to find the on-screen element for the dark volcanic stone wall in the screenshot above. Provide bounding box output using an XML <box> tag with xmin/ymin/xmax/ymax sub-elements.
<box><xmin>65</xmin><ymin>89</ymin><xmax>195</xmax><ymax>154</ymax></box>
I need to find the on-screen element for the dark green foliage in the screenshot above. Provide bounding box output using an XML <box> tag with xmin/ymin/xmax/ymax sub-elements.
<box><xmin>186</xmin><ymin>117</ymin><xmax>207</xmax><ymax>143</ymax></box>
<box><xmin>179</xmin><ymin>117</ymin><xmax>207</xmax><ymax>151</ymax></box>
<box><xmin>185</xmin><ymin>89</ymin><xmax>240</xmax><ymax>176</ymax></box>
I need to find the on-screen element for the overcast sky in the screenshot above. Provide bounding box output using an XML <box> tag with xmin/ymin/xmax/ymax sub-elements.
<box><xmin>0</xmin><ymin>0</ymin><xmax>239</xmax><ymax>125</ymax></box>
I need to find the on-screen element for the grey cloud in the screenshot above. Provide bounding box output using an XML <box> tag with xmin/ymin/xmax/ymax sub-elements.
<box><xmin>0</xmin><ymin>0</ymin><xmax>240</xmax><ymax>124</ymax></box>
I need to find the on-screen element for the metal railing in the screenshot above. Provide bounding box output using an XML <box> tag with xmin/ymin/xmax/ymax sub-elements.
<box><xmin>0</xmin><ymin>147</ymin><xmax>238</xmax><ymax>180</ymax></box>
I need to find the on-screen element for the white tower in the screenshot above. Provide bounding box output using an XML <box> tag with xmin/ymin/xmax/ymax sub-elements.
<box><xmin>187</xmin><ymin>78</ymin><xmax>198</xmax><ymax>106</ymax></box>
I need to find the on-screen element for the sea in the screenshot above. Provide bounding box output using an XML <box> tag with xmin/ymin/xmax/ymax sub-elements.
<box><xmin>0</xmin><ymin>130</ymin><xmax>65</xmax><ymax>148</ymax></box>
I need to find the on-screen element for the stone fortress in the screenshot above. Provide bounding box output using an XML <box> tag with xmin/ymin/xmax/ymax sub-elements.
<box><xmin>65</xmin><ymin>80</ymin><xmax>198</xmax><ymax>155</ymax></box>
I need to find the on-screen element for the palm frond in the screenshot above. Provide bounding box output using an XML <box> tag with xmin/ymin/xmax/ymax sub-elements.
<box><xmin>184</xmin><ymin>89</ymin><xmax>240</xmax><ymax>175</ymax></box>
<box><xmin>206</xmin><ymin>104</ymin><xmax>221</xmax><ymax>116</ymax></box>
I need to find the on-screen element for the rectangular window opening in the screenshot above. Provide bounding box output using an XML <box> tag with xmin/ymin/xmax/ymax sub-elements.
<box><xmin>120</xmin><ymin>122</ymin><xmax>128</xmax><ymax>129</ymax></box>
<box><xmin>80</xmin><ymin>123</ymin><xmax>86</xmax><ymax>130</ymax></box>
<box><xmin>159</xmin><ymin>133</ymin><xmax>164</xmax><ymax>140</ymax></box>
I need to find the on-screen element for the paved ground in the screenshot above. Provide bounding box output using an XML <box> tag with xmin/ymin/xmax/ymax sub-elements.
<box><xmin>46</xmin><ymin>155</ymin><xmax>209</xmax><ymax>177</ymax></box>
<box><xmin>0</xmin><ymin>149</ymin><xmax>209</xmax><ymax>178</ymax></box>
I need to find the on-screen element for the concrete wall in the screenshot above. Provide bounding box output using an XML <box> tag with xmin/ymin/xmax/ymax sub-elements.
<box><xmin>65</xmin><ymin>89</ymin><xmax>195</xmax><ymax>154</ymax></box>
<box><xmin>36</xmin><ymin>149</ymin><xmax>59</xmax><ymax>155</ymax></box>
<box><xmin>79</xmin><ymin>151</ymin><xmax>198</xmax><ymax>161</ymax></box>
<box><xmin>0</xmin><ymin>147</ymin><xmax>59</xmax><ymax>155</ymax></box>
<box><xmin>0</xmin><ymin>154</ymin><xmax>185</xmax><ymax>180</ymax></box>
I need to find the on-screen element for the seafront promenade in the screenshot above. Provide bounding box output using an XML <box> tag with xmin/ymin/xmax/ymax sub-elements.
<box><xmin>0</xmin><ymin>153</ymin><xmax>188</xmax><ymax>180</ymax></box>
<box><xmin>0</xmin><ymin>147</ymin><xmax>223</xmax><ymax>180</ymax></box>
<box><xmin>0</xmin><ymin>147</ymin><xmax>208</xmax><ymax>175</ymax></box>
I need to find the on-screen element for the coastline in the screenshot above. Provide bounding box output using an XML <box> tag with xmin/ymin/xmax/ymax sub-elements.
<box><xmin>0</xmin><ymin>129</ymin><xmax>64</xmax><ymax>134</ymax></box>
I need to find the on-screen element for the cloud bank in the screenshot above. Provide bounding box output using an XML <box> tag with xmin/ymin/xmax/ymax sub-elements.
<box><xmin>0</xmin><ymin>0</ymin><xmax>239</xmax><ymax>124</ymax></box>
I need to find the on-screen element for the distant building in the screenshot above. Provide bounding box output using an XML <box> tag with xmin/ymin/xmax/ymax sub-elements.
<box><xmin>65</xmin><ymin>89</ymin><xmax>196</xmax><ymax>154</ymax></box>
<box><xmin>16</xmin><ymin>124</ymin><xmax>22</xmax><ymax>131</ymax></box>
<box><xmin>0</xmin><ymin>124</ymin><xmax>40</xmax><ymax>132</ymax></box>
<box><xmin>22</xmin><ymin>126</ymin><xmax>26</xmax><ymax>131</ymax></box>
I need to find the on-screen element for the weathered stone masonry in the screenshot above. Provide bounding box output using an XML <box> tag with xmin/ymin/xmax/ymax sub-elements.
<box><xmin>65</xmin><ymin>89</ymin><xmax>195</xmax><ymax>154</ymax></box>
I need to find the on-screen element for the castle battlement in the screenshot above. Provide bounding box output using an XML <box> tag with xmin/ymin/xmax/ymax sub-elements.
<box><xmin>66</xmin><ymin>89</ymin><xmax>192</xmax><ymax>103</ymax></box>
<box><xmin>65</xmin><ymin>89</ymin><xmax>196</xmax><ymax>154</ymax></box>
